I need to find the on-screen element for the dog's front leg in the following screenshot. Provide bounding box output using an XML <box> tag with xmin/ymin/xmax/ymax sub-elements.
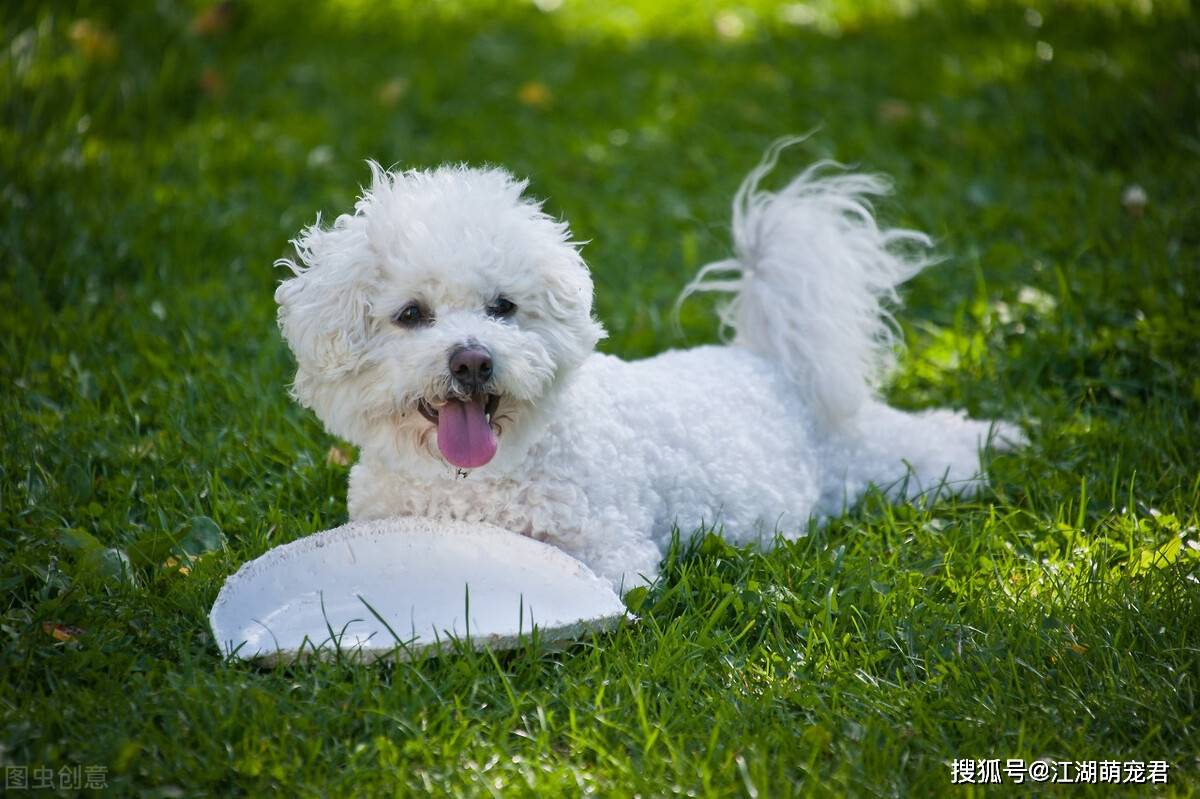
<box><xmin>553</xmin><ymin>525</ymin><xmax>662</xmax><ymax>595</ymax></box>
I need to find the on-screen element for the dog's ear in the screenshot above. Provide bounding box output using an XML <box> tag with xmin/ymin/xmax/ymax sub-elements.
<box><xmin>535</xmin><ymin>246</ymin><xmax>606</xmax><ymax>368</ymax></box>
<box><xmin>274</xmin><ymin>213</ymin><xmax>376</xmax><ymax>395</ymax></box>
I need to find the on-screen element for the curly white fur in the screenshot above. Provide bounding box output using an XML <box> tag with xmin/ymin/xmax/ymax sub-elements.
<box><xmin>275</xmin><ymin>145</ymin><xmax>1021</xmax><ymax>590</ymax></box>
<box><xmin>680</xmin><ymin>136</ymin><xmax>932</xmax><ymax>427</ymax></box>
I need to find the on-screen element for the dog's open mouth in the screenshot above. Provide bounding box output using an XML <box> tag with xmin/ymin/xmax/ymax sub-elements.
<box><xmin>419</xmin><ymin>394</ymin><xmax>500</xmax><ymax>469</ymax></box>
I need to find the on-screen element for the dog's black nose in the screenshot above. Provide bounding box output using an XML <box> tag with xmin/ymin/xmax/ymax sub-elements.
<box><xmin>449</xmin><ymin>345</ymin><xmax>493</xmax><ymax>392</ymax></box>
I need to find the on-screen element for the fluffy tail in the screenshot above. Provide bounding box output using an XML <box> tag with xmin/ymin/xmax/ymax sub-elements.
<box><xmin>680</xmin><ymin>138</ymin><xmax>934</xmax><ymax>428</ymax></box>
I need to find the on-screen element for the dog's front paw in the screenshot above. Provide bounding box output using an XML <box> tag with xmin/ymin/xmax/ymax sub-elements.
<box><xmin>987</xmin><ymin>420</ymin><xmax>1028</xmax><ymax>452</ymax></box>
<box><xmin>582</xmin><ymin>537</ymin><xmax>662</xmax><ymax>595</ymax></box>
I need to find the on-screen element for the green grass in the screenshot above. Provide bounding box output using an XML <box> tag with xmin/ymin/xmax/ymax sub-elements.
<box><xmin>3</xmin><ymin>0</ymin><xmax>1199</xmax><ymax>794</ymax></box>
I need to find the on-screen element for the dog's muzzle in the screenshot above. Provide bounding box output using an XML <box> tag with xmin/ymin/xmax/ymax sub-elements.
<box><xmin>416</xmin><ymin>344</ymin><xmax>502</xmax><ymax>470</ymax></box>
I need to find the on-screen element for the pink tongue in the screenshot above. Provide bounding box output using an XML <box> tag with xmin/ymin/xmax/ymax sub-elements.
<box><xmin>436</xmin><ymin>397</ymin><xmax>497</xmax><ymax>469</ymax></box>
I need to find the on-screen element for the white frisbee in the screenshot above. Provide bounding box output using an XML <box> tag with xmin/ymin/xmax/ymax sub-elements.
<box><xmin>209</xmin><ymin>517</ymin><xmax>629</xmax><ymax>664</ymax></box>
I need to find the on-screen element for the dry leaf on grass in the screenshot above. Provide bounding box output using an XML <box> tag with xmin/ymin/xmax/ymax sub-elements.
<box><xmin>43</xmin><ymin>623</ymin><xmax>85</xmax><ymax>642</ymax></box>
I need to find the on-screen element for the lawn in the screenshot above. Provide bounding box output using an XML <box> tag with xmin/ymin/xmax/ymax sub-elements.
<box><xmin>2</xmin><ymin>0</ymin><xmax>1198</xmax><ymax>795</ymax></box>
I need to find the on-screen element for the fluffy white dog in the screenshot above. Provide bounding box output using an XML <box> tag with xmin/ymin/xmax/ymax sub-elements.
<box><xmin>275</xmin><ymin>141</ymin><xmax>1019</xmax><ymax>589</ymax></box>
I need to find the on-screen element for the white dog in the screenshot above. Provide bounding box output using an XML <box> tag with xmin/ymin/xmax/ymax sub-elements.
<box><xmin>275</xmin><ymin>141</ymin><xmax>1019</xmax><ymax>589</ymax></box>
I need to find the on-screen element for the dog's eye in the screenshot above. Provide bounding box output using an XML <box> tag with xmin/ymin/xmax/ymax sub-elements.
<box><xmin>488</xmin><ymin>297</ymin><xmax>517</xmax><ymax>318</ymax></box>
<box><xmin>392</xmin><ymin>303</ymin><xmax>428</xmax><ymax>328</ymax></box>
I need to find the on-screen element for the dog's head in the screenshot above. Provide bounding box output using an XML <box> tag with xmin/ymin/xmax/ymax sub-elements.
<box><xmin>275</xmin><ymin>163</ymin><xmax>604</xmax><ymax>476</ymax></box>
